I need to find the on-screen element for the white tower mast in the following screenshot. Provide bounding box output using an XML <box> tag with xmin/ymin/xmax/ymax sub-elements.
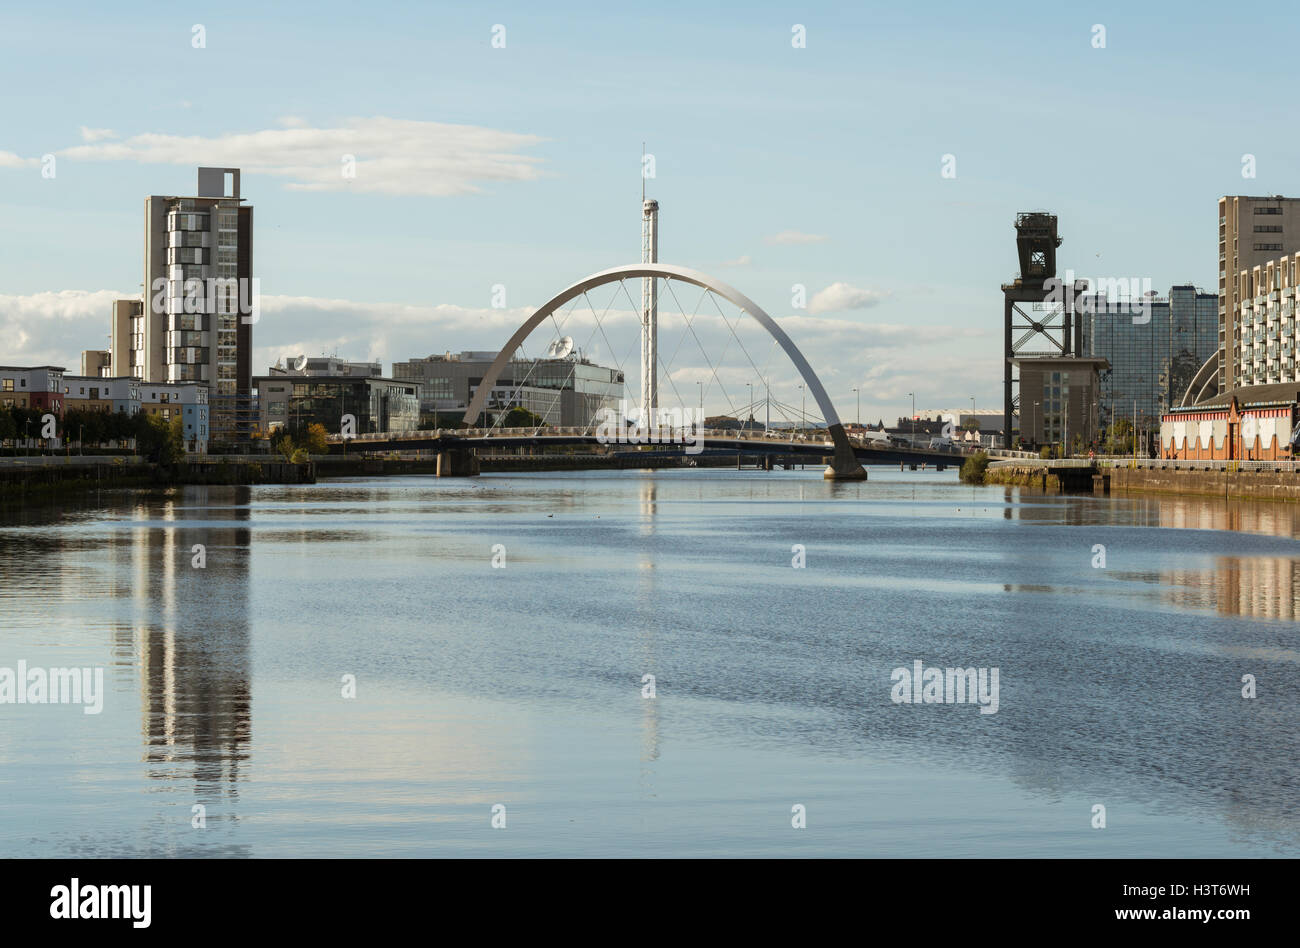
<box><xmin>641</xmin><ymin>156</ymin><xmax>659</xmax><ymax>425</ymax></box>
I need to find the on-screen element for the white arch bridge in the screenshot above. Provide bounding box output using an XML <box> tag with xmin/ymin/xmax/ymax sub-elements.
<box><xmin>332</xmin><ymin>263</ymin><xmax>883</xmax><ymax>479</ymax></box>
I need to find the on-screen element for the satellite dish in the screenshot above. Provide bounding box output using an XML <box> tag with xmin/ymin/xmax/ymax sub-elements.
<box><xmin>293</xmin><ymin>354</ymin><xmax>308</xmax><ymax>371</ymax></box>
<box><xmin>547</xmin><ymin>336</ymin><xmax>574</xmax><ymax>359</ymax></box>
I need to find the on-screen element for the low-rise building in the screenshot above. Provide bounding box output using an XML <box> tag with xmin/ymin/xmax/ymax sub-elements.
<box><xmin>392</xmin><ymin>350</ymin><xmax>623</xmax><ymax>428</ymax></box>
<box><xmin>62</xmin><ymin>376</ymin><xmax>142</xmax><ymax>416</ymax></box>
<box><xmin>1161</xmin><ymin>386</ymin><xmax>1298</xmax><ymax>461</ymax></box>
<box><xmin>912</xmin><ymin>408</ymin><xmax>1014</xmax><ymax>448</ymax></box>
<box><xmin>139</xmin><ymin>382</ymin><xmax>209</xmax><ymax>452</ymax></box>
<box><xmin>256</xmin><ymin>358</ymin><xmax>419</xmax><ymax>436</ymax></box>
<box><xmin>0</xmin><ymin>365</ymin><xmax>65</xmax><ymax>415</ymax></box>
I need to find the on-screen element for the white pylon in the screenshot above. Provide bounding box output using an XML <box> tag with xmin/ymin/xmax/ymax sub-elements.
<box><xmin>641</xmin><ymin>197</ymin><xmax>659</xmax><ymax>425</ymax></box>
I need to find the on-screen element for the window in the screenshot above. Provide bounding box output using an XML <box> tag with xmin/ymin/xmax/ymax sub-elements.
<box><xmin>0</xmin><ymin>379</ymin><xmax>11</xmax><ymax>392</ymax></box>
<box><xmin>1255</xmin><ymin>206</ymin><xmax>1283</xmax><ymax>215</ymax></box>
<box><xmin>1255</xmin><ymin>243</ymin><xmax>1283</xmax><ymax>252</ymax></box>
<box><xmin>1254</xmin><ymin>225</ymin><xmax>1283</xmax><ymax>233</ymax></box>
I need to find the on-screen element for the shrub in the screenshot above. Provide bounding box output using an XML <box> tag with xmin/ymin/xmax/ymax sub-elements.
<box><xmin>960</xmin><ymin>450</ymin><xmax>990</xmax><ymax>484</ymax></box>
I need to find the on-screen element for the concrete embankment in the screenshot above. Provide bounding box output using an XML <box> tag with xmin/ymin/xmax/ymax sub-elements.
<box><xmin>1107</xmin><ymin>466</ymin><xmax>1300</xmax><ymax>502</ymax></box>
<box><xmin>0</xmin><ymin>458</ymin><xmax>313</xmax><ymax>499</ymax></box>
<box><xmin>983</xmin><ymin>464</ymin><xmax>1065</xmax><ymax>492</ymax></box>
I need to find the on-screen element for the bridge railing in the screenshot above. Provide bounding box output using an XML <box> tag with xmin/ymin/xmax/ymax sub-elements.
<box><xmin>328</xmin><ymin>425</ymin><xmax>976</xmax><ymax>455</ymax></box>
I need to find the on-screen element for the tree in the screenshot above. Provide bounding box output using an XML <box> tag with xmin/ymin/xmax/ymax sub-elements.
<box><xmin>1106</xmin><ymin>418</ymin><xmax>1134</xmax><ymax>454</ymax></box>
<box><xmin>136</xmin><ymin>412</ymin><xmax>184</xmax><ymax>465</ymax></box>
<box><xmin>0</xmin><ymin>407</ymin><xmax>16</xmax><ymax>446</ymax></box>
<box><xmin>499</xmin><ymin>407</ymin><xmax>545</xmax><ymax>428</ymax></box>
<box><xmin>302</xmin><ymin>422</ymin><xmax>330</xmax><ymax>455</ymax></box>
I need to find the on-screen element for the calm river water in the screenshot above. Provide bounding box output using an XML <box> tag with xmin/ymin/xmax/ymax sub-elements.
<box><xmin>1</xmin><ymin>468</ymin><xmax>1297</xmax><ymax>857</ymax></box>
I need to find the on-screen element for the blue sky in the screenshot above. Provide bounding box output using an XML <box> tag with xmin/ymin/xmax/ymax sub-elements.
<box><xmin>2</xmin><ymin>0</ymin><xmax>1296</xmax><ymax>422</ymax></box>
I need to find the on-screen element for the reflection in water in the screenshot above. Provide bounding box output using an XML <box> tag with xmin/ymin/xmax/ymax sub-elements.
<box><xmin>1161</xmin><ymin>558</ymin><xmax>1300</xmax><ymax>620</ymax></box>
<box><xmin>136</xmin><ymin>487</ymin><xmax>252</xmax><ymax>804</ymax></box>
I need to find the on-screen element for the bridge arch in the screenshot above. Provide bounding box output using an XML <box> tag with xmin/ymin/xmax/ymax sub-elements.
<box><xmin>461</xmin><ymin>263</ymin><xmax>866</xmax><ymax>480</ymax></box>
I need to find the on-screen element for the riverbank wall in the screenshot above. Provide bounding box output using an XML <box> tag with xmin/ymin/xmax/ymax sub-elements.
<box><xmin>0</xmin><ymin>457</ymin><xmax>314</xmax><ymax>500</ymax></box>
<box><xmin>1106</xmin><ymin>466</ymin><xmax>1300</xmax><ymax>502</ymax></box>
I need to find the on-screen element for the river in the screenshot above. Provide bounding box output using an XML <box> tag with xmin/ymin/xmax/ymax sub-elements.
<box><xmin>1</xmin><ymin>468</ymin><xmax>1296</xmax><ymax>857</ymax></box>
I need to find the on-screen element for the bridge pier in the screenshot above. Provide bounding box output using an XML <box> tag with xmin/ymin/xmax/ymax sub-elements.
<box><xmin>822</xmin><ymin>423</ymin><xmax>868</xmax><ymax>481</ymax></box>
<box><xmin>436</xmin><ymin>449</ymin><xmax>480</xmax><ymax>477</ymax></box>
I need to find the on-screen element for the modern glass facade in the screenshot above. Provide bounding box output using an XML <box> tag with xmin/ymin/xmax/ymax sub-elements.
<box><xmin>1085</xmin><ymin>285</ymin><xmax>1217</xmax><ymax>432</ymax></box>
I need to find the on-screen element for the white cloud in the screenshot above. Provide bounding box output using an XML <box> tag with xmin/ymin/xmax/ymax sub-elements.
<box><xmin>277</xmin><ymin>116</ymin><xmax>309</xmax><ymax>128</ymax></box>
<box><xmin>719</xmin><ymin>255</ymin><xmax>751</xmax><ymax>267</ymax></box>
<box><xmin>807</xmin><ymin>282</ymin><xmax>890</xmax><ymax>314</ymax></box>
<box><xmin>45</xmin><ymin>116</ymin><xmax>545</xmax><ymax>197</ymax></box>
<box><xmin>764</xmin><ymin>230</ymin><xmax>827</xmax><ymax>245</ymax></box>
<box><xmin>78</xmin><ymin>126</ymin><xmax>117</xmax><ymax>143</ymax></box>
<box><xmin>0</xmin><ymin>151</ymin><xmax>37</xmax><ymax>168</ymax></box>
<box><xmin>0</xmin><ymin>290</ymin><xmax>127</xmax><ymax>367</ymax></box>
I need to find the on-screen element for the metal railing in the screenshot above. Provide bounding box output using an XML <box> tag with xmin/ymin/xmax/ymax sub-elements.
<box><xmin>987</xmin><ymin>457</ymin><xmax>1097</xmax><ymax>469</ymax></box>
<box><xmin>1099</xmin><ymin>458</ymin><xmax>1300</xmax><ymax>473</ymax></box>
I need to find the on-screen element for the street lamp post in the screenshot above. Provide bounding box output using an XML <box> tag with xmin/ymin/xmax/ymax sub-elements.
<box><xmin>907</xmin><ymin>392</ymin><xmax>915</xmax><ymax>446</ymax></box>
<box><xmin>799</xmin><ymin>384</ymin><xmax>805</xmax><ymax>438</ymax></box>
<box><xmin>853</xmin><ymin>387</ymin><xmax>860</xmax><ymax>427</ymax></box>
<box><xmin>746</xmin><ymin>382</ymin><xmax>753</xmax><ymax>429</ymax></box>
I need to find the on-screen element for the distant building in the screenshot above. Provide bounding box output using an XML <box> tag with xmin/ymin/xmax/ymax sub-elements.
<box><xmin>912</xmin><ymin>408</ymin><xmax>1014</xmax><ymax>448</ymax></box>
<box><xmin>61</xmin><ymin>375</ymin><xmax>116</xmax><ymax>414</ymax></box>
<box><xmin>1083</xmin><ymin>284</ymin><xmax>1217</xmax><ymax>434</ymax></box>
<box><xmin>138</xmin><ymin>382</ymin><xmax>209</xmax><ymax>453</ymax></box>
<box><xmin>140</xmin><ymin>167</ymin><xmax>255</xmax><ymax>443</ymax></box>
<box><xmin>391</xmin><ymin>350</ymin><xmax>623</xmax><ymax>428</ymax></box>
<box><xmin>108</xmin><ymin>299</ymin><xmax>142</xmax><ymax>383</ymax></box>
<box><xmin>1012</xmin><ymin>356</ymin><xmax>1107</xmax><ymax>448</ymax></box>
<box><xmin>80</xmin><ymin>350</ymin><xmax>111</xmax><ymax>378</ymax></box>
<box><xmin>256</xmin><ymin>358</ymin><xmax>418</xmax><ymax>436</ymax></box>
<box><xmin>1230</xmin><ymin>250</ymin><xmax>1300</xmax><ymax>389</ymax></box>
<box><xmin>1162</xmin><ymin>386</ymin><xmax>1299</xmax><ymax>461</ymax></box>
<box><xmin>0</xmin><ymin>365</ymin><xmax>64</xmax><ymax>415</ymax></box>
<box><xmin>1218</xmin><ymin>195</ymin><xmax>1300</xmax><ymax>393</ymax></box>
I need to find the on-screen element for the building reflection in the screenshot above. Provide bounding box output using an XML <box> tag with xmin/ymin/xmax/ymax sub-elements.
<box><xmin>1162</xmin><ymin>557</ymin><xmax>1300</xmax><ymax>620</ymax></box>
<box><xmin>130</xmin><ymin>486</ymin><xmax>252</xmax><ymax>803</ymax></box>
<box><xmin>636</xmin><ymin>478</ymin><xmax>661</xmax><ymax>773</ymax></box>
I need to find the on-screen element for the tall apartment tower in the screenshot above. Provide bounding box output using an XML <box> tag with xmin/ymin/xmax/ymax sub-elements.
<box><xmin>1217</xmin><ymin>195</ymin><xmax>1300</xmax><ymax>392</ymax></box>
<box><xmin>142</xmin><ymin>167</ymin><xmax>254</xmax><ymax>442</ymax></box>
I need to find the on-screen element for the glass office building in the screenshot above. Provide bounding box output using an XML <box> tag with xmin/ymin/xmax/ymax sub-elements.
<box><xmin>1085</xmin><ymin>285</ymin><xmax>1217</xmax><ymax>432</ymax></box>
